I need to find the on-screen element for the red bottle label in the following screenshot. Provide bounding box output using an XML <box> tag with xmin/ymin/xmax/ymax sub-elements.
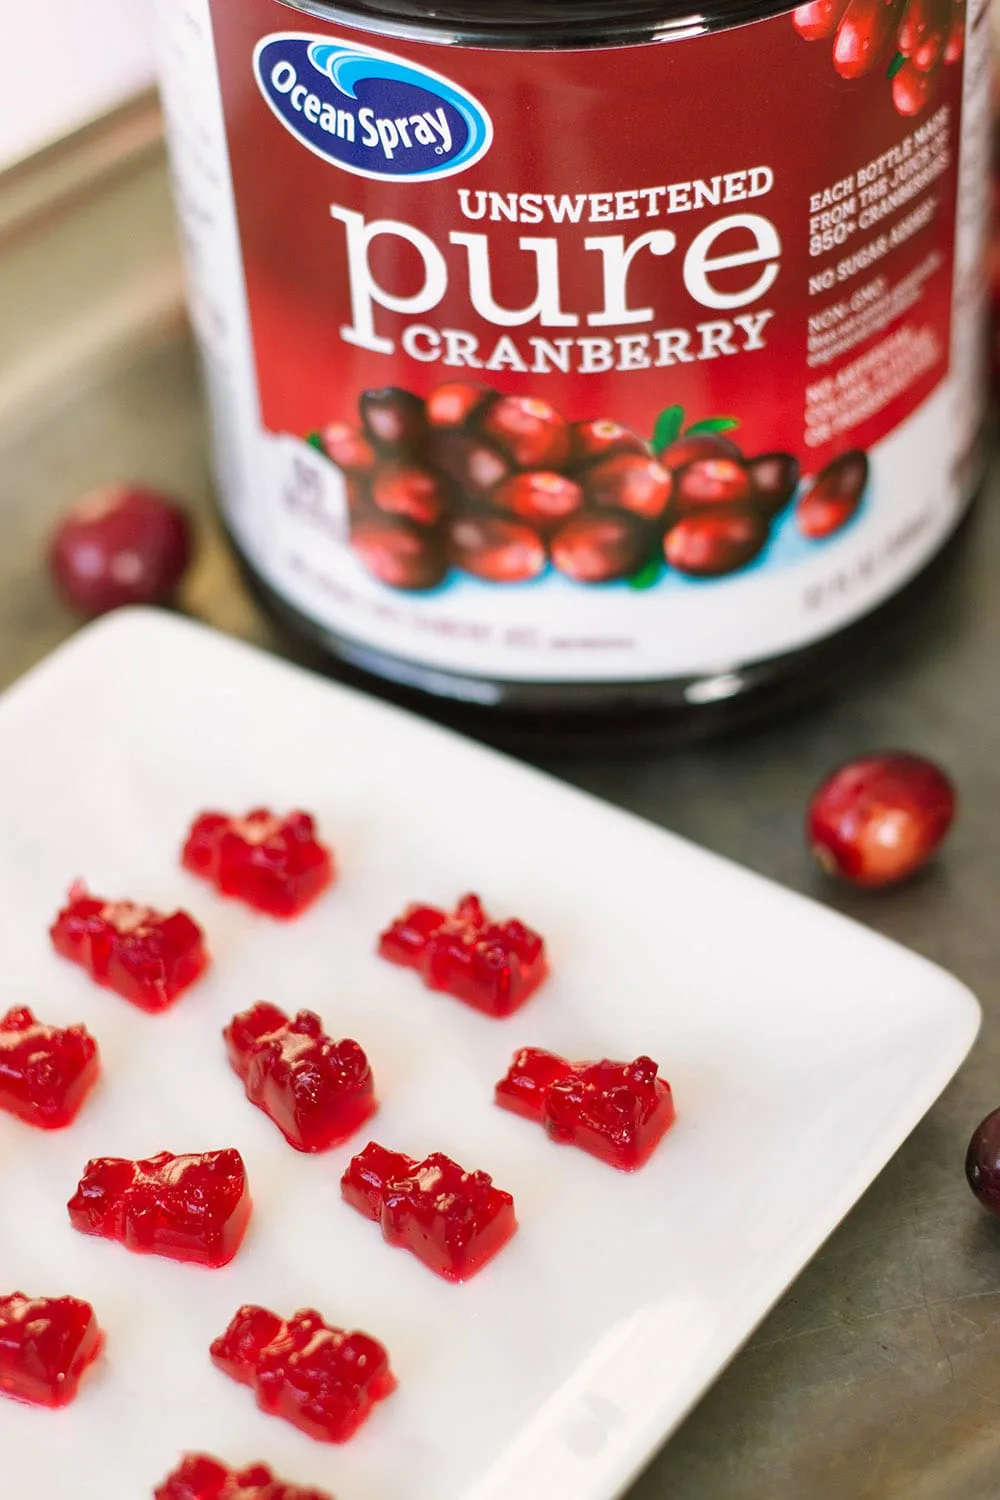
<box><xmin>156</xmin><ymin>0</ymin><xmax>988</xmax><ymax>684</ymax></box>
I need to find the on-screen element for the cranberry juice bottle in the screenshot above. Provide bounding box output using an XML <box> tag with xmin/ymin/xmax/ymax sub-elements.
<box><xmin>153</xmin><ymin>0</ymin><xmax>990</xmax><ymax>736</ymax></box>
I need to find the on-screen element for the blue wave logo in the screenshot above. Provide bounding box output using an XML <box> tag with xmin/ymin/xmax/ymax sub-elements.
<box><xmin>253</xmin><ymin>33</ymin><xmax>492</xmax><ymax>181</ymax></box>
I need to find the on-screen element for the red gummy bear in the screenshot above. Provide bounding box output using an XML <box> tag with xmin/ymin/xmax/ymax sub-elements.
<box><xmin>0</xmin><ymin>1292</ymin><xmax>103</xmax><ymax>1407</ymax></box>
<box><xmin>68</xmin><ymin>1148</ymin><xmax>251</xmax><ymax>1267</ymax></box>
<box><xmin>495</xmin><ymin>1048</ymin><xmax>675</xmax><ymax>1170</ymax></box>
<box><xmin>50</xmin><ymin>883</ymin><xmax>208</xmax><ymax>1012</ymax></box>
<box><xmin>224</xmin><ymin>1004</ymin><xmax>376</xmax><ymax>1153</ymax></box>
<box><xmin>0</xmin><ymin>1006</ymin><xmax>99</xmax><ymax>1129</ymax></box>
<box><xmin>378</xmin><ymin>893</ymin><xmax>547</xmax><ymax>1017</ymax></box>
<box><xmin>210</xmin><ymin>1305</ymin><xmax>395</xmax><ymax>1443</ymax></box>
<box><xmin>183</xmin><ymin>809</ymin><xmax>334</xmax><ymax>919</ymax></box>
<box><xmin>155</xmin><ymin>1454</ymin><xmax>333</xmax><ymax>1500</ymax></box>
<box><xmin>341</xmin><ymin>1142</ymin><xmax>517</xmax><ymax>1281</ymax></box>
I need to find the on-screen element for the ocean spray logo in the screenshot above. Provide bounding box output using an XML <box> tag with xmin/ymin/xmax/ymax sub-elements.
<box><xmin>253</xmin><ymin>33</ymin><xmax>492</xmax><ymax>182</ymax></box>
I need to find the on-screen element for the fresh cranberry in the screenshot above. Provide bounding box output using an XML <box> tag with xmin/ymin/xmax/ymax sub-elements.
<box><xmin>372</xmin><ymin>464</ymin><xmax>451</xmax><ymax>527</ymax></box>
<box><xmin>68</xmin><ymin>1149</ymin><xmax>251</xmax><ymax>1267</ymax></box>
<box><xmin>792</xmin><ymin>0</ymin><xmax>849</xmax><ymax>37</ymax></box>
<box><xmin>0</xmin><ymin>1006</ymin><xmax>99</xmax><ymax>1130</ymax></box>
<box><xmin>659</xmin><ymin>432</ymin><xmax>741</xmax><ymax>470</ymax></box>
<box><xmin>496</xmin><ymin>1048</ymin><xmax>675</xmax><ymax>1170</ymax></box>
<box><xmin>225</xmin><ymin>1003</ymin><xmax>376</xmax><ymax>1152</ymax></box>
<box><xmin>156</xmin><ymin>1455</ymin><xmax>333</xmax><ymax>1500</ymax></box>
<box><xmin>359</xmin><ymin>387</ymin><xmax>427</xmax><ymax>452</ymax></box>
<box><xmin>449</xmin><ymin>516</ymin><xmax>546</xmax><ymax>583</ymax></box>
<box><xmin>897</xmin><ymin>0</ymin><xmax>950</xmax><ymax>68</ymax></box>
<box><xmin>50</xmin><ymin>484</ymin><xmax>192</xmax><ymax>617</ymax></box>
<box><xmin>0</xmin><ymin>1293</ymin><xmax>103</xmax><ymax>1408</ymax></box>
<box><xmin>428</xmin><ymin>432</ymin><xmax>512</xmax><ymax>500</ymax></box>
<box><xmin>672</xmin><ymin>457</ymin><xmax>753</xmax><ymax>510</ymax></box>
<box><xmin>379</xmin><ymin>891</ymin><xmax>548</xmax><ymax>1017</ymax></box>
<box><xmin>746</xmin><ymin>452</ymin><xmax>801</xmax><ymax>517</ymax></box>
<box><xmin>50</xmin><ymin>883</ymin><xmax>208</xmax><ymax>1012</ymax></box>
<box><xmin>211</xmin><ymin>1306</ymin><xmax>395</xmax><ymax>1443</ymax></box>
<box><xmin>833</xmin><ymin>0</ymin><xmax>905</xmax><ymax>78</ymax></box>
<box><xmin>797</xmin><ymin>450</ymin><xmax>868</xmax><ymax>539</ymax></box>
<box><xmin>319</xmin><ymin>421</ymin><xmax>376</xmax><ymax>474</ymax></box>
<box><xmin>425</xmin><ymin>381</ymin><xmax>494</xmax><ymax>428</ymax></box>
<box><xmin>966</xmin><ymin>1109</ymin><xmax>1000</xmax><ymax>1215</ymax></box>
<box><xmin>550</xmin><ymin>510</ymin><xmax>655</xmax><ymax>583</ymax></box>
<box><xmin>582</xmin><ymin>454</ymin><xmax>673</xmax><ymax>521</ymax></box>
<box><xmin>183</xmin><ymin>808</ymin><xmax>334</xmax><ymax>919</ymax></box>
<box><xmin>568</xmin><ymin>419</ymin><xmax>649</xmax><ymax>467</ymax></box>
<box><xmin>807</xmin><ymin>752</ymin><xmax>956</xmax><ymax>887</ymax></box>
<box><xmin>479</xmin><ymin>395</ymin><xmax>570</xmax><ymax>469</ymax></box>
<box><xmin>351</xmin><ymin>517</ymin><xmax>446</xmax><ymax>591</ymax></box>
<box><xmin>892</xmin><ymin>56</ymin><xmax>937</xmax><ymax>113</ymax></box>
<box><xmin>664</xmin><ymin>508</ymin><xmax>768</xmax><ymax>576</ymax></box>
<box><xmin>342</xmin><ymin>1143</ymin><xmax>517</xmax><ymax>1281</ymax></box>
<box><xmin>492</xmin><ymin>471</ymin><xmax>584</xmax><ymax>526</ymax></box>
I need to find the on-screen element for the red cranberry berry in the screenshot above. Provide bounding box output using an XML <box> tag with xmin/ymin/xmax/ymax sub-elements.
<box><xmin>50</xmin><ymin>484</ymin><xmax>192</xmax><ymax>617</ymax></box>
<box><xmin>897</xmin><ymin>0</ymin><xmax>950</xmax><ymax>70</ymax></box>
<box><xmin>320</xmin><ymin>421</ymin><xmax>376</xmax><ymax>474</ymax></box>
<box><xmin>568</xmin><ymin>419</ymin><xmax>649</xmax><ymax>467</ymax></box>
<box><xmin>943</xmin><ymin>0</ymin><xmax>964</xmax><ymax>61</ymax></box>
<box><xmin>797</xmin><ymin>450</ymin><xmax>868</xmax><ymax>539</ymax></box>
<box><xmin>746</xmin><ymin>452</ymin><xmax>801</xmax><ymax>518</ymax></box>
<box><xmin>480</xmin><ymin>395</ymin><xmax>570</xmax><ymax>469</ymax></box>
<box><xmin>372</xmin><ymin>465</ymin><xmax>451</xmax><ymax>527</ymax></box>
<box><xmin>791</xmin><ymin>0</ymin><xmax>848</xmax><ymax>37</ymax></box>
<box><xmin>660</xmin><ymin>432</ymin><xmax>741</xmax><ymax>470</ymax></box>
<box><xmin>672</xmin><ymin>457</ymin><xmax>753</xmax><ymax>510</ymax></box>
<box><xmin>449</xmin><ymin>516</ymin><xmax>546</xmax><ymax>583</ymax></box>
<box><xmin>664</xmin><ymin>508</ymin><xmax>768</xmax><ymax>577</ymax></box>
<box><xmin>807</xmin><ymin>752</ymin><xmax>956</xmax><ymax>888</ymax></box>
<box><xmin>966</xmin><ymin>1109</ymin><xmax>1000</xmax><ymax>1215</ymax></box>
<box><xmin>493</xmin><ymin>471</ymin><xmax>584</xmax><ymax>526</ymax></box>
<box><xmin>428</xmin><ymin>432</ymin><xmax>512</xmax><ymax>501</ymax></box>
<box><xmin>359</xmin><ymin>388</ymin><xmax>427</xmax><ymax>452</ymax></box>
<box><xmin>582</xmin><ymin>454</ymin><xmax>673</xmax><ymax>521</ymax></box>
<box><xmin>892</xmin><ymin>57</ymin><xmax>937</xmax><ymax>114</ymax></box>
<box><xmin>351</xmin><ymin>517</ymin><xmax>446</xmax><ymax>591</ymax></box>
<box><xmin>833</xmin><ymin>0</ymin><xmax>904</xmax><ymax>79</ymax></box>
<box><xmin>425</xmin><ymin>382</ymin><xmax>494</xmax><ymax>429</ymax></box>
<box><xmin>550</xmin><ymin>510</ymin><xmax>654</xmax><ymax>583</ymax></box>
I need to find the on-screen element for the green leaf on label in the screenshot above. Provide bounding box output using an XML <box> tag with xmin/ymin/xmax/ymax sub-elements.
<box><xmin>887</xmin><ymin>50</ymin><xmax>906</xmax><ymax>78</ymax></box>
<box><xmin>682</xmin><ymin>417</ymin><xmax>741</xmax><ymax>436</ymax></box>
<box><xmin>651</xmin><ymin>405</ymin><xmax>685</xmax><ymax>454</ymax></box>
<box><xmin>627</xmin><ymin>557</ymin><xmax>664</xmax><ymax>590</ymax></box>
<box><xmin>305</xmin><ymin>431</ymin><xmax>326</xmax><ymax>455</ymax></box>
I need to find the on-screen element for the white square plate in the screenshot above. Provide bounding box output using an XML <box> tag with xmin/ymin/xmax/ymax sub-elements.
<box><xmin>0</xmin><ymin>610</ymin><xmax>979</xmax><ymax>1500</ymax></box>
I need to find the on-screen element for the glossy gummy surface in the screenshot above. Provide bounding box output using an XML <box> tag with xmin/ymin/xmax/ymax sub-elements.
<box><xmin>183</xmin><ymin>809</ymin><xmax>334</xmax><ymax>919</ymax></box>
<box><xmin>0</xmin><ymin>1005</ymin><xmax>99</xmax><ymax>1129</ymax></box>
<box><xmin>155</xmin><ymin>1453</ymin><xmax>333</xmax><ymax>1500</ymax></box>
<box><xmin>210</xmin><ymin>1305</ymin><xmax>395</xmax><ymax>1443</ymax></box>
<box><xmin>495</xmin><ymin>1048</ymin><xmax>676</xmax><ymax>1170</ymax></box>
<box><xmin>341</xmin><ymin>1142</ymin><xmax>518</xmax><ymax>1281</ymax></box>
<box><xmin>50</xmin><ymin>882</ymin><xmax>208</xmax><ymax>1011</ymax></box>
<box><xmin>378</xmin><ymin>892</ymin><xmax>547</xmax><ymax>1017</ymax></box>
<box><xmin>224</xmin><ymin>1003</ymin><xmax>376</xmax><ymax>1152</ymax></box>
<box><xmin>67</xmin><ymin>1148</ymin><xmax>251</xmax><ymax>1267</ymax></box>
<box><xmin>0</xmin><ymin>1293</ymin><xmax>102</xmax><ymax>1408</ymax></box>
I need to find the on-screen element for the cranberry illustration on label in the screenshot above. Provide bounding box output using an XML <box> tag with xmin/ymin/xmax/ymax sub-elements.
<box><xmin>68</xmin><ymin>1149</ymin><xmax>252</xmax><ymax>1267</ymax></box>
<box><xmin>665</xmin><ymin>508</ymin><xmax>770</xmax><ymax>577</ymax></box>
<box><xmin>496</xmin><ymin>1048</ymin><xmax>676</xmax><ymax>1170</ymax></box>
<box><xmin>211</xmin><ymin>1305</ymin><xmax>395</xmax><ymax>1443</ymax></box>
<box><xmin>449</xmin><ymin>515</ymin><xmax>547</xmax><ymax>582</ymax></box>
<box><xmin>50</xmin><ymin>884</ymin><xmax>208</xmax><ymax>1012</ymax></box>
<box><xmin>182</xmin><ymin>808</ymin><xmax>334</xmax><ymax>918</ymax></box>
<box><xmin>0</xmin><ymin>1007</ymin><xmax>99</xmax><ymax>1129</ymax></box>
<box><xmin>379</xmin><ymin>892</ymin><xmax>548</xmax><ymax>1016</ymax></box>
<box><xmin>792</xmin><ymin>0</ymin><xmax>963</xmax><ymax>115</ymax></box>
<box><xmin>342</xmin><ymin>1142</ymin><xmax>518</xmax><ymax>1280</ymax></box>
<box><xmin>225</xmin><ymin>1003</ymin><xmax>377</xmax><ymax>1152</ymax></box>
<box><xmin>796</xmin><ymin>450</ymin><xmax>869</xmax><ymax>539</ymax></box>
<box><xmin>0</xmin><ymin>1293</ymin><xmax>103</xmax><ymax>1408</ymax></box>
<box><xmin>551</xmin><ymin>510</ymin><xmax>656</xmax><ymax>583</ymax></box>
<box><xmin>155</xmin><ymin>1455</ymin><xmax>333</xmax><ymax>1500</ymax></box>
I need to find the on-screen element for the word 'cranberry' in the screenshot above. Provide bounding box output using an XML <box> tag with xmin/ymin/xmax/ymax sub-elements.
<box><xmin>583</xmin><ymin>454</ymin><xmax>673</xmax><ymax>520</ymax></box>
<box><xmin>50</xmin><ymin>484</ymin><xmax>192</xmax><ymax>617</ymax></box>
<box><xmin>480</xmin><ymin>394</ymin><xmax>570</xmax><ymax>469</ymax></box>
<box><xmin>0</xmin><ymin>1292</ymin><xmax>103</xmax><ymax>1407</ymax></box>
<box><xmin>342</xmin><ymin>1142</ymin><xmax>517</xmax><ymax>1281</ymax></box>
<box><xmin>183</xmin><ymin>808</ymin><xmax>334</xmax><ymax>918</ymax></box>
<box><xmin>351</xmin><ymin>518</ymin><xmax>446</xmax><ymax>591</ymax></box>
<box><xmin>449</xmin><ymin>516</ymin><xmax>547</xmax><ymax>583</ymax></box>
<box><xmin>0</xmin><ymin>1006</ymin><xmax>99</xmax><ymax>1129</ymax></box>
<box><xmin>966</xmin><ymin>1109</ymin><xmax>1000</xmax><ymax>1216</ymax></box>
<box><xmin>211</xmin><ymin>1305</ymin><xmax>395</xmax><ymax>1443</ymax></box>
<box><xmin>225</xmin><ymin>1003</ymin><xmax>376</xmax><ymax>1152</ymax></box>
<box><xmin>492</xmin><ymin>471</ymin><xmax>584</xmax><ymax>525</ymax></box>
<box><xmin>550</xmin><ymin>510</ymin><xmax>653</xmax><ymax>583</ymax></box>
<box><xmin>155</xmin><ymin>1454</ymin><xmax>333</xmax><ymax>1500</ymax></box>
<box><xmin>68</xmin><ymin>1148</ymin><xmax>251</xmax><ymax>1267</ymax></box>
<box><xmin>379</xmin><ymin>892</ymin><xmax>548</xmax><ymax>1017</ymax></box>
<box><xmin>664</xmin><ymin>508</ymin><xmax>768</xmax><ymax>577</ymax></box>
<box><xmin>50</xmin><ymin>884</ymin><xmax>208</xmax><ymax>1012</ymax></box>
<box><xmin>807</xmin><ymin>752</ymin><xmax>956</xmax><ymax>887</ymax></box>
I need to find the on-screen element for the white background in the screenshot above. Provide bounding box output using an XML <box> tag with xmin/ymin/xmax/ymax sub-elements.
<box><xmin>0</xmin><ymin>0</ymin><xmax>154</xmax><ymax>170</ymax></box>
